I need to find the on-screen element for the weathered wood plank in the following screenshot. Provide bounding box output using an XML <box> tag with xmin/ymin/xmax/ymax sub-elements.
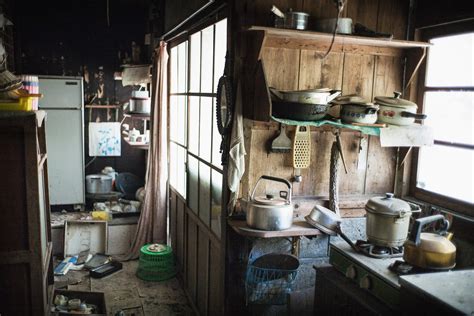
<box><xmin>346</xmin><ymin>0</ymin><xmax>380</xmax><ymax>31</ymax></box>
<box><xmin>196</xmin><ymin>228</ymin><xmax>210</xmax><ymax>316</ymax></box>
<box><xmin>209</xmin><ymin>243</ymin><xmax>223</xmax><ymax>316</ymax></box>
<box><xmin>298</xmin><ymin>51</ymin><xmax>343</xmax><ymax>90</ymax></box>
<box><xmin>377</xmin><ymin>0</ymin><xmax>408</xmax><ymax>40</ymax></box>
<box><xmin>186</xmin><ymin>218</ymin><xmax>198</xmax><ymax>302</ymax></box>
<box><xmin>176</xmin><ymin>195</ymin><xmax>185</xmax><ymax>275</ymax></box>
<box><xmin>169</xmin><ymin>191</ymin><xmax>177</xmax><ymax>257</ymax></box>
<box><xmin>341</xmin><ymin>53</ymin><xmax>375</xmax><ymax>100</ymax></box>
<box><xmin>365</xmin><ymin>136</ymin><xmax>396</xmax><ymax>194</ymax></box>
<box><xmin>261</xmin><ymin>47</ymin><xmax>300</xmax><ymax>90</ymax></box>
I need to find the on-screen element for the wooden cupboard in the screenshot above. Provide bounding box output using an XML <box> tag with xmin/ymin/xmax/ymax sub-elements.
<box><xmin>0</xmin><ymin>111</ymin><xmax>54</xmax><ymax>315</ymax></box>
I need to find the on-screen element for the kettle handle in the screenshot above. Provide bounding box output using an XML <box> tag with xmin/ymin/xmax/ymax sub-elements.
<box><xmin>408</xmin><ymin>214</ymin><xmax>449</xmax><ymax>246</ymax></box>
<box><xmin>250</xmin><ymin>175</ymin><xmax>292</xmax><ymax>203</ymax></box>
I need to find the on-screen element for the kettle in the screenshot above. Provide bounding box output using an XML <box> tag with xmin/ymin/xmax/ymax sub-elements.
<box><xmin>403</xmin><ymin>215</ymin><xmax>456</xmax><ymax>270</ymax></box>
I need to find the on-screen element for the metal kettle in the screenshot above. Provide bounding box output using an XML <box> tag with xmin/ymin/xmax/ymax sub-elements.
<box><xmin>403</xmin><ymin>215</ymin><xmax>456</xmax><ymax>270</ymax></box>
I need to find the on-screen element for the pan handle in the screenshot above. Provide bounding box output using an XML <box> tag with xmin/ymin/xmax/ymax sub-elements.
<box><xmin>335</xmin><ymin>226</ymin><xmax>360</xmax><ymax>253</ymax></box>
<box><xmin>401</xmin><ymin>111</ymin><xmax>427</xmax><ymax>120</ymax></box>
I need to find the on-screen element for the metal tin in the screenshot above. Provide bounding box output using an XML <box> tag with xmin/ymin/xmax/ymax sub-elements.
<box><xmin>86</xmin><ymin>174</ymin><xmax>113</xmax><ymax>194</ymax></box>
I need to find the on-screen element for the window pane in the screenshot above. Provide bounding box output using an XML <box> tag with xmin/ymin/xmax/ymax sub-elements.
<box><xmin>201</xmin><ymin>25</ymin><xmax>214</xmax><ymax>93</ymax></box>
<box><xmin>424</xmin><ymin>92</ymin><xmax>474</xmax><ymax>145</ymax></box>
<box><xmin>214</xmin><ymin>19</ymin><xmax>227</xmax><ymax>93</ymax></box>
<box><xmin>188</xmin><ymin>96</ymin><xmax>200</xmax><ymax>154</ymax></box>
<box><xmin>177</xmin><ymin>145</ymin><xmax>187</xmax><ymax>198</ymax></box>
<box><xmin>417</xmin><ymin>145</ymin><xmax>473</xmax><ymax>203</ymax></box>
<box><xmin>177</xmin><ymin>96</ymin><xmax>187</xmax><ymax>146</ymax></box>
<box><xmin>169</xmin><ymin>142</ymin><xmax>177</xmax><ymax>190</ymax></box>
<box><xmin>170</xmin><ymin>46</ymin><xmax>178</xmax><ymax>93</ymax></box>
<box><xmin>199</xmin><ymin>162</ymin><xmax>211</xmax><ymax>225</ymax></box>
<box><xmin>187</xmin><ymin>154</ymin><xmax>199</xmax><ymax>213</ymax></box>
<box><xmin>211</xmin><ymin>170</ymin><xmax>222</xmax><ymax>237</ymax></box>
<box><xmin>212</xmin><ymin>97</ymin><xmax>222</xmax><ymax>169</ymax></box>
<box><xmin>199</xmin><ymin>97</ymin><xmax>212</xmax><ymax>162</ymax></box>
<box><xmin>190</xmin><ymin>32</ymin><xmax>201</xmax><ymax>93</ymax></box>
<box><xmin>169</xmin><ymin>96</ymin><xmax>178</xmax><ymax>142</ymax></box>
<box><xmin>178</xmin><ymin>41</ymin><xmax>188</xmax><ymax>93</ymax></box>
<box><xmin>426</xmin><ymin>33</ymin><xmax>474</xmax><ymax>87</ymax></box>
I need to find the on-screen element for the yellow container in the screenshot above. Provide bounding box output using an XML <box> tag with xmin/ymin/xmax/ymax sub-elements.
<box><xmin>0</xmin><ymin>96</ymin><xmax>35</xmax><ymax>111</ymax></box>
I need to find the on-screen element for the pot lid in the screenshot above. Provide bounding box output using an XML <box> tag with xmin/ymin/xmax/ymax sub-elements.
<box><xmin>374</xmin><ymin>91</ymin><xmax>417</xmax><ymax>109</ymax></box>
<box><xmin>366</xmin><ymin>193</ymin><xmax>412</xmax><ymax>216</ymax></box>
<box><xmin>417</xmin><ymin>233</ymin><xmax>457</xmax><ymax>254</ymax></box>
<box><xmin>86</xmin><ymin>174</ymin><xmax>112</xmax><ymax>180</ymax></box>
<box><xmin>331</xmin><ymin>94</ymin><xmax>368</xmax><ymax>105</ymax></box>
<box><xmin>342</xmin><ymin>101</ymin><xmax>379</xmax><ymax>109</ymax></box>
<box><xmin>253</xmin><ymin>194</ymin><xmax>288</xmax><ymax>206</ymax></box>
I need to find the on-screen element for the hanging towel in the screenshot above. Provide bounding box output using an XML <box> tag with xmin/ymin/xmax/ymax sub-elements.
<box><xmin>227</xmin><ymin>81</ymin><xmax>246</xmax><ymax>211</ymax></box>
<box><xmin>89</xmin><ymin>122</ymin><xmax>121</xmax><ymax>156</ymax></box>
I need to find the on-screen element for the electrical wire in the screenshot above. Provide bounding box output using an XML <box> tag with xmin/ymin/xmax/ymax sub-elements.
<box><xmin>321</xmin><ymin>0</ymin><xmax>345</xmax><ymax>59</ymax></box>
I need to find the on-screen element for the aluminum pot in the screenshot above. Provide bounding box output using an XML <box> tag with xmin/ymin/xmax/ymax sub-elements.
<box><xmin>340</xmin><ymin>103</ymin><xmax>379</xmax><ymax>124</ymax></box>
<box><xmin>246</xmin><ymin>175</ymin><xmax>293</xmax><ymax>231</ymax></box>
<box><xmin>86</xmin><ymin>174</ymin><xmax>113</xmax><ymax>194</ymax></box>
<box><xmin>272</xmin><ymin>100</ymin><xmax>330</xmax><ymax>121</ymax></box>
<box><xmin>129</xmin><ymin>97</ymin><xmax>151</xmax><ymax>114</ymax></box>
<box><xmin>365</xmin><ymin>193</ymin><xmax>420</xmax><ymax>247</ymax></box>
<box><xmin>315</xmin><ymin>18</ymin><xmax>353</xmax><ymax>34</ymax></box>
<box><xmin>375</xmin><ymin>92</ymin><xmax>427</xmax><ymax>125</ymax></box>
<box><xmin>272</xmin><ymin>6</ymin><xmax>309</xmax><ymax>30</ymax></box>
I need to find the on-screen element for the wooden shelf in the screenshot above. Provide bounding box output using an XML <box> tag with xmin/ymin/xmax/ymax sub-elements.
<box><xmin>85</xmin><ymin>105</ymin><xmax>121</xmax><ymax>109</ymax></box>
<box><xmin>123</xmin><ymin>112</ymin><xmax>150</xmax><ymax>120</ymax></box>
<box><xmin>228</xmin><ymin>219</ymin><xmax>322</xmax><ymax>238</ymax></box>
<box><xmin>123</xmin><ymin>137</ymin><xmax>149</xmax><ymax>150</ymax></box>
<box><xmin>248</xmin><ymin>26</ymin><xmax>431</xmax><ymax>50</ymax></box>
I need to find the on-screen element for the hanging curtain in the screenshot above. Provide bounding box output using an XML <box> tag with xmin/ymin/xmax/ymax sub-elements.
<box><xmin>122</xmin><ymin>41</ymin><xmax>169</xmax><ymax>260</ymax></box>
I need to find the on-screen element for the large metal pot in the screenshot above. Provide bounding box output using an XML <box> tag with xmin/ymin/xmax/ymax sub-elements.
<box><xmin>246</xmin><ymin>175</ymin><xmax>293</xmax><ymax>231</ymax></box>
<box><xmin>375</xmin><ymin>92</ymin><xmax>427</xmax><ymax>126</ymax></box>
<box><xmin>271</xmin><ymin>87</ymin><xmax>341</xmax><ymax>105</ymax></box>
<box><xmin>86</xmin><ymin>174</ymin><xmax>113</xmax><ymax>194</ymax></box>
<box><xmin>272</xmin><ymin>6</ymin><xmax>309</xmax><ymax>30</ymax></box>
<box><xmin>365</xmin><ymin>193</ymin><xmax>420</xmax><ymax>247</ymax></box>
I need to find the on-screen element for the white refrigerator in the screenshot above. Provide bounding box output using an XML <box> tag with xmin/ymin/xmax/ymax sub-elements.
<box><xmin>39</xmin><ymin>76</ymin><xmax>85</xmax><ymax>206</ymax></box>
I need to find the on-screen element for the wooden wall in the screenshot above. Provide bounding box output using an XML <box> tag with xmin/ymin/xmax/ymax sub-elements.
<box><xmin>169</xmin><ymin>189</ymin><xmax>224</xmax><ymax>316</ymax></box>
<box><xmin>235</xmin><ymin>0</ymin><xmax>409</xmax><ymax>208</ymax></box>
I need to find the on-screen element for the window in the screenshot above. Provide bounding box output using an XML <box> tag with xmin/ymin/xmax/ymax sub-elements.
<box><xmin>169</xmin><ymin>19</ymin><xmax>227</xmax><ymax>237</ymax></box>
<box><xmin>413</xmin><ymin>25</ymin><xmax>474</xmax><ymax>214</ymax></box>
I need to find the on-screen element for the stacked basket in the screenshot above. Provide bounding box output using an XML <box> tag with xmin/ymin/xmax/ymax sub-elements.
<box><xmin>136</xmin><ymin>244</ymin><xmax>176</xmax><ymax>281</ymax></box>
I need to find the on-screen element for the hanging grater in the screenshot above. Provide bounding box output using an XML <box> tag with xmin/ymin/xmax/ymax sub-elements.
<box><xmin>292</xmin><ymin>125</ymin><xmax>311</xmax><ymax>181</ymax></box>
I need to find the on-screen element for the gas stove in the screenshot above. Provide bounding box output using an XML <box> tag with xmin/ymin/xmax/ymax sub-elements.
<box><xmin>329</xmin><ymin>242</ymin><xmax>404</xmax><ymax>310</ymax></box>
<box><xmin>355</xmin><ymin>240</ymin><xmax>404</xmax><ymax>259</ymax></box>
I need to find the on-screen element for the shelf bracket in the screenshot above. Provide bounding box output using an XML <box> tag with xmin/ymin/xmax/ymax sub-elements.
<box><xmin>291</xmin><ymin>236</ymin><xmax>301</xmax><ymax>257</ymax></box>
<box><xmin>404</xmin><ymin>47</ymin><xmax>426</xmax><ymax>91</ymax></box>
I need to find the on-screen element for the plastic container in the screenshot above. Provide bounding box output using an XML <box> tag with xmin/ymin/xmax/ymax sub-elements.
<box><xmin>20</xmin><ymin>75</ymin><xmax>39</xmax><ymax>110</ymax></box>
<box><xmin>0</xmin><ymin>96</ymin><xmax>35</xmax><ymax>111</ymax></box>
<box><xmin>136</xmin><ymin>244</ymin><xmax>176</xmax><ymax>281</ymax></box>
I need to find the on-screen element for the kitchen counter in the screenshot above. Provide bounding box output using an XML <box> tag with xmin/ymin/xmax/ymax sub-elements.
<box><xmin>228</xmin><ymin>219</ymin><xmax>322</xmax><ymax>238</ymax></box>
<box><xmin>400</xmin><ymin>270</ymin><xmax>474</xmax><ymax>315</ymax></box>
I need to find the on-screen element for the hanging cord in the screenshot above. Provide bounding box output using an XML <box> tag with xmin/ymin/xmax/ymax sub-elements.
<box><xmin>321</xmin><ymin>0</ymin><xmax>345</xmax><ymax>59</ymax></box>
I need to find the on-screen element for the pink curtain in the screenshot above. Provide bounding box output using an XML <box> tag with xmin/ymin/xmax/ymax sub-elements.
<box><xmin>122</xmin><ymin>41</ymin><xmax>169</xmax><ymax>260</ymax></box>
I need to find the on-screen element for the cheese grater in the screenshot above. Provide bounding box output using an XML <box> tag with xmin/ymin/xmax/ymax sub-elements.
<box><xmin>292</xmin><ymin>125</ymin><xmax>311</xmax><ymax>181</ymax></box>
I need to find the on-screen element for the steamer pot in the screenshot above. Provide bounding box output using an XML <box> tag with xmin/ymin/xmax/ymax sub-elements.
<box><xmin>246</xmin><ymin>175</ymin><xmax>293</xmax><ymax>231</ymax></box>
<box><xmin>365</xmin><ymin>193</ymin><xmax>420</xmax><ymax>247</ymax></box>
<box><xmin>86</xmin><ymin>174</ymin><xmax>113</xmax><ymax>194</ymax></box>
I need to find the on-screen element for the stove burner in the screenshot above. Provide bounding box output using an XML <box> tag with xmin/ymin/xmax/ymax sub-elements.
<box><xmin>355</xmin><ymin>240</ymin><xmax>404</xmax><ymax>259</ymax></box>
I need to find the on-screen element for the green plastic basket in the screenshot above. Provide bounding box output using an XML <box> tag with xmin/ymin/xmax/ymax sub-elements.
<box><xmin>136</xmin><ymin>244</ymin><xmax>176</xmax><ymax>281</ymax></box>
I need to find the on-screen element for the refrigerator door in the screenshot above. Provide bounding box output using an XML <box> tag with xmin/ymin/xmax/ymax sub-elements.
<box><xmin>39</xmin><ymin>77</ymin><xmax>83</xmax><ymax>109</ymax></box>
<box><xmin>43</xmin><ymin>109</ymin><xmax>85</xmax><ymax>205</ymax></box>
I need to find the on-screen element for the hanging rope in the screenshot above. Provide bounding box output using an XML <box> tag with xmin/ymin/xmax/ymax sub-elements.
<box><xmin>321</xmin><ymin>0</ymin><xmax>345</xmax><ymax>59</ymax></box>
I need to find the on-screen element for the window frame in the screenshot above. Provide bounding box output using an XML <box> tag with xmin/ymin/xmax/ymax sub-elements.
<box><xmin>410</xmin><ymin>20</ymin><xmax>474</xmax><ymax>216</ymax></box>
<box><xmin>167</xmin><ymin>16</ymin><xmax>227</xmax><ymax>238</ymax></box>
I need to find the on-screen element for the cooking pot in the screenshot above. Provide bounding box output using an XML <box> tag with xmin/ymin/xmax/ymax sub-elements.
<box><xmin>340</xmin><ymin>103</ymin><xmax>379</xmax><ymax>124</ymax></box>
<box><xmin>86</xmin><ymin>174</ymin><xmax>113</xmax><ymax>194</ymax></box>
<box><xmin>404</xmin><ymin>215</ymin><xmax>456</xmax><ymax>270</ymax></box>
<box><xmin>270</xmin><ymin>87</ymin><xmax>341</xmax><ymax>105</ymax></box>
<box><xmin>315</xmin><ymin>18</ymin><xmax>353</xmax><ymax>34</ymax></box>
<box><xmin>246</xmin><ymin>175</ymin><xmax>293</xmax><ymax>231</ymax></box>
<box><xmin>365</xmin><ymin>193</ymin><xmax>420</xmax><ymax>247</ymax></box>
<box><xmin>375</xmin><ymin>92</ymin><xmax>427</xmax><ymax>126</ymax></box>
<box><xmin>305</xmin><ymin>205</ymin><xmax>359</xmax><ymax>252</ymax></box>
<box><xmin>272</xmin><ymin>6</ymin><xmax>309</xmax><ymax>30</ymax></box>
<box><xmin>129</xmin><ymin>97</ymin><xmax>151</xmax><ymax>114</ymax></box>
<box><xmin>272</xmin><ymin>100</ymin><xmax>330</xmax><ymax>121</ymax></box>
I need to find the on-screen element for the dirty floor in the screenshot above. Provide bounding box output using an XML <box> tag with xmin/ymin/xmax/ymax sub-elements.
<box><xmin>54</xmin><ymin>260</ymin><xmax>194</xmax><ymax>315</ymax></box>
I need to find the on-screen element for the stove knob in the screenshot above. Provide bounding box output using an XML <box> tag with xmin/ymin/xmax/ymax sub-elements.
<box><xmin>360</xmin><ymin>275</ymin><xmax>372</xmax><ymax>290</ymax></box>
<box><xmin>345</xmin><ymin>265</ymin><xmax>357</xmax><ymax>279</ymax></box>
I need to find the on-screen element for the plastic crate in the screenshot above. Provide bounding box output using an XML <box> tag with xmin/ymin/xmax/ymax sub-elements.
<box><xmin>245</xmin><ymin>253</ymin><xmax>299</xmax><ymax>305</ymax></box>
<box><xmin>0</xmin><ymin>96</ymin><xmax>34</xmax><ymax>111</ymax></box>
